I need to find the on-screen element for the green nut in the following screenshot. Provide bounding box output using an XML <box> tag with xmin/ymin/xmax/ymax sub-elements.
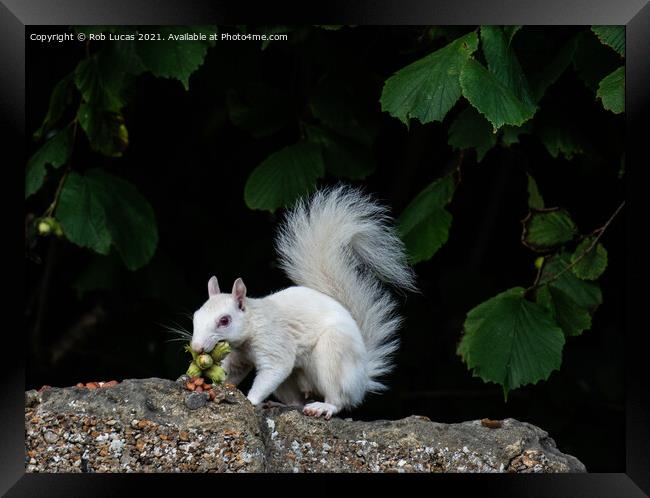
<box><xmin>197</xmin><ymin>353</ymin><xmax>214</xmax><ymax>370</ymax></box>
<box><xmin>186</xmin><ymin>362</ymin><xmax>201</xmax><ymax>378</ymax></box>
<box><xmin>204</xmin><ymin>365</ymin><xmax>227</xmax><ymax>384</ymax></box>
<box><xmin>184</xmin><ymin>343</ymin><xmax>199</xmax><ymax>362</ymax></box>
<box><xmin>210</xmin><ymin>341</ymin><xmax>231</xmax><ymax>362</ymax></box>
<box><xmin>38</xmin><ymin>221</ymin><xmax>52</xmax><ymax>235</ymax></box>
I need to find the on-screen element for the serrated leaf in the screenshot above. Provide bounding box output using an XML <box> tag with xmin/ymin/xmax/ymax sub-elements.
<box><xmin>536</xmin><ymin>121</ymin><xmax>584</xmax><ymax>160</ymax></box>
<box><xmin>34</xmin><ymin>73</ymin><xmax>76</xmax><ymax>141</ymax></box>
<box><xmin>527</xmin><ymin>174</ymin><xmax>545</xmax><ymax>209</ymax></box>
<box><xmin>571</xmin><ymin>237</ymin><xmax>608</xmax><ymax>280</ymax></box>
<box><xmin>74</xmin><ymin>55</ymin><xmax>127</xmax><ymax>112</ymax></box>
<box><xmin>541</xmin><ymin>252</ymin><xmax>602</xmax><ymax>312</ymax></box>
<box><xmin>306</xmin><ymin>125</ymin><xmax>376</xmax><ymax>180</ymax></box>
<box><xmin>537</xmin><ymin>285</ymin><xmax>591</xmax><ymax>337</ymax></box>
<box><xmin>500</xmin><ymin>121</ymin><xmax>533</xmax><ymax>146</ymax></box>
<box><xmin>479</xmin><ymin>26</ymin><xmax>535</xmax><ymax>109</ymax></box>
<box><xmin>572</xmin><ymin>31</ymin><xmax>622</xmax><ymax>92</ymax></box>
<box><xmin>460</xmin><ymin>58</ymin><xmax>537</xmax><ymax>131</ymax></box>
<box><xmin>135</xmin><ymin>27</ymin><xmax>209</xmax><ymax>89</ymax></box>
<box><xmin>522</xmin><ymin>208</ymin><xmax>577</xmax><ymax>252</ymax></box>
<box><xmin>448</xmin><ymin>106</ymin><xmax>497</xmax><ymax>162</ymax></box>
<box><xmin>56</xmin><ymin>169</ymin><xmax>158</xmax><ymax>270</ymax></box>
<box><xmin>457</xmin><ymin>287</ymin><xmax>565</xmax><ymax>397</ymax></box>
<box><xmin>244</xmin><ymin>142</ymin><xmax>325</xmax><ymax>212</ymax></box>
<box><xmin>591</xmin><ymin>26</ymin><xmax>625</xmax><ymax>57</ymax></box>
<box><xmin>597</xmin><ymin>66</ymin><xmax>624</xmax><ymax>114</ymax></box>
<box><xmin>25</xmin><ymin>127</ymin><xmax>74</xmax><ymax>199</ymax></box>
<box><xmin>380</xmin><ymin>31</ymin><xmax>479</xmax><ymax>125</ymax></box>
<box><xmin>77</xmin><ymin>104</ymin><xmax>129</xmax><ymax>157</ymax></box>
<box><xmin>398</xmin><ymin>174</ymin><xmax>455</xmax><ymax>263</ymax></box>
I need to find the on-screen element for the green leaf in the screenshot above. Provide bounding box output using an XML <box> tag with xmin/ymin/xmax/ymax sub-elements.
<box><xmin>540</xmin><ymin>252</ymin><xmax>602</xmax><ymax>312</ymax></box>
<box><xmin>135</xmin><ymin>27</ymin><xmax>210</xmax><ymax>90</ymax></box>
<box><xmin>500</xmin><ymin>121</ymin><xmax>533</xmax><ymax>146</ymax></box>
<box><xmin>591</xmin><ymin>26</ymin><xmax>625</xmax><ymax>57</ymax></box>
<box><xmin>537</xmin><ymin>285</ymin><xmax>592</xmax><ymax>337</ymax></box>
<box><xmin>244</xmin><ymin>142</ymin><xmax>325</xmax><ymax>212</ymax></box>
<box><xmin>25</xmin><ymin>127</ymin><xmax>74</xmax><ymax>199</ymax></box>
<box><xmin>572</xmin><ymin>31</ymin><xmax>622</xmax><ymax>92</ymax></box>
<box><xmin>56</xmin><ymin>169</ymin><xmax>158</xmax><ymax>270</ymax></box>
<box><xmin>536</xmin><ymin>121</ymin><xmax>584</xmax><ymax>160</ymax></box>
<box><xmin>479</xmin><ymin>26</ymin><xmax>535</xmax><ymax>109</ymax></box>
<box><xmin>398</xmin><ymin>174</ymin><xmax>455</xmax><ymax>263</ymax></box>
<box><xmin>74</xmin><ymin>55</ymin><xmax>128</xmax><ymax>112</ymax></box>
<box><xmin>526</xmin><ymin>174</ymin><xmax>545</xmax><ymax>209</ymax></box>
<box><xmin>528</xmin><ymin>34</ymin><xmax>579</xmax><ymax>102</ymax></box>
<box><xmin>56</xmin><ymin>171</ymin><xmax>112</xmax><ymax>255</ymax></box>
<box><xmin>380</xmin><ymin>31</ymin><xmax>479</xmax><ymax>125</ymax></box>
<box><xmin>77</xmin><ymin>104</ymin><xmax>129</xmax><ymax>157</ymax></box>
<box><xmin>459</xmin><ymin>58</ymin><xmax>537</xmax><ymax>131</ymax></box>
<box><xmin>457</xmin><ymin>287</ymin><xmax>565</xmax><ymax>397</ymax></box>
<box><xmin>447</xmin><ymin>106</ymin><xmax>497</xmax><ymax>162</ymax></box>
<box><xmin>570</xmin><ymin>237</ymin><xmax>608</xmax><ymax>280</ymax></box>
<box><xmin>34</xmin><ymin>73</ymin><xmax>76</xmax><ymax>141</ymax></box>
<box><xmin>306</xmin><ymin>125</ymin><xmax>375</xmax><ymax>180</ymax></box>
<box><xmin>597</xmin><ymin>66</ymin><xmax>624</xmax><ymax>114</ymax></box>
<box><xmin>503</xmin><ymin>26</ymin><xmax>522</xmax><ymax>44</ymax></box>
<box><xmin>522</xmin><ymin>208</ymin><xmax>577</xmax><ymax>252</ymax></box>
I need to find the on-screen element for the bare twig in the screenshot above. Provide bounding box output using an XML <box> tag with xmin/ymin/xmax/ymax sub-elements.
<box><xmin>531</xmin><ymin>201</ymin><xmax>625</xmax><ymax>290</ymax></box>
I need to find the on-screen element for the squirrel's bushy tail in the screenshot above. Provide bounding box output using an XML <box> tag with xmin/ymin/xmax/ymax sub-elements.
<box><xmin>275</xmin><ymin>185</ymin><xmax>417</xmax><ymax>392</ymax></box>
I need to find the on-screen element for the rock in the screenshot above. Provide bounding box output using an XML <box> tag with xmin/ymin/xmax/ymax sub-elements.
<box><xmin>184</xmin><ymin>392</ymin><xmax>207</xmax><ymax>410</ymax></box>
<box><xmin>43</xmin><ymin>430</ymin><xmax>59</xmax><ymax>444</ymax></box>
<box><xmin>24</xmin><ymin>378</ymin><xmax>585</xmax><ymax>473</ymax></box>
<box><xmin>260</xmin><ymin>409</ymin><xmax>585</xmax><ymax>473</ymax></box>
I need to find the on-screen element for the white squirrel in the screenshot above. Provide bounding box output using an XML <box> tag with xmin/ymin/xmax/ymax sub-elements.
<box><xmin>189</xmin><ymin>186</ymin><xmax>417</xmax><ymax>419</ymax></box>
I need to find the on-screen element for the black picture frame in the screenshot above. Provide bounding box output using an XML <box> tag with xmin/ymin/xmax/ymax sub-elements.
<box><xmin>5</xmin><ymin>1</ymin><xmax>649</xmax><ymax>495</ymax></box>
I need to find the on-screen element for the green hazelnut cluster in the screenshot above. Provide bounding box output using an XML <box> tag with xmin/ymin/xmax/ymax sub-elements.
<box><xmin>37</xmin><ymin>217</ymin><xmax>64</xmax><ymax>237</ymax></box>
<box><xmin>184</xmin><ymin>341</ymin><xmax>231</xmax><ymax>384</ymax></box>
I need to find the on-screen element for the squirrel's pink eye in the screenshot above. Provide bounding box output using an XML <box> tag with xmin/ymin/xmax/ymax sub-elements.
<box><xmin>218</xmin><ymin>315</ymin><xmax>231</xmax><ymax>327</ymax></box>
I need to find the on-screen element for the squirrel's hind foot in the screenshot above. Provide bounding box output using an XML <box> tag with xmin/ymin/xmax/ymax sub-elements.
<box><xmin>303</xmin><ymin>402</ymin><xmax>338</xmax><ymax>420</ymax></box>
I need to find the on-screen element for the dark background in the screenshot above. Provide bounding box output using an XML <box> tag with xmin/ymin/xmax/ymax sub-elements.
<box><xmin>25</xmin><ymin>25</ymin><xmax>625</xmax><ymax>471</ymax></box>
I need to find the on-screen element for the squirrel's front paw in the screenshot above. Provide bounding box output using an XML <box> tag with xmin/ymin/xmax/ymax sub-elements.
<box><xmin>303</xmin><ymin>402</ymin><xmax>338</xmax><ymax>420</ymax></box>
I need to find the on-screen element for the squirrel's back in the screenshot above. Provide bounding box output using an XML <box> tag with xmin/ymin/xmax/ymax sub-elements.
<box><xmin>275</xmin><ymin>186</ymin><xmax>417</xmax><ymax>392</ymax></box>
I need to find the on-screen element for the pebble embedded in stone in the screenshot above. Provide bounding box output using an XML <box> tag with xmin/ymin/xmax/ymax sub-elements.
<box><xmin>43</xmin><ymin>430</ymin><xmax>59</xmax><ymax>443</ymax></box>
<box><xmin>185</xmin><ymin>392</ymin><xmax>207</xmax><ymax>410</ymax></box>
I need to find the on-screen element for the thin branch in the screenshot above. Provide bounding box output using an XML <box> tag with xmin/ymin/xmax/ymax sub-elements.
<box><xmin>43</xmin><ymin>119</ymin><xmax>78</xmax><ymax>218</ymax></box>
<box><xmin>531</xmin><ymin>201</ymin><xmax>625</xmax><ymax>290</ymax></box>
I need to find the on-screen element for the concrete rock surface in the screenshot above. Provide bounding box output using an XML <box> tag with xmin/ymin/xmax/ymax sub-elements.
<box><xmin>25</xmin><ymin>377</ymin><xmax>586</xmax><ymax>473</ymax></box>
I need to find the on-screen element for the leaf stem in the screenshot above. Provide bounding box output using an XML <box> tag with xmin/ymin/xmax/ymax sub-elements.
<box><xmin>43</xmin><ymin>119</ymin><xmax>78</xmax><ymax>218</ymax></box>
<box><xmin>530</xmin><ymin>200</ymin><xmax>624</xmax><ymax>290</ymax></box>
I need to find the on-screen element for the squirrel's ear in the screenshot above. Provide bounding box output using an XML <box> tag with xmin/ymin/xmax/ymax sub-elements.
<box><xmin>208</xmin><ymin>276</ymin><xmax>220</xmax><ymax>297</ymax></box>
<box><xmin>232</xmin><ymin>278</ymin><xmax>247</xmax><ymax>311</ymax></box>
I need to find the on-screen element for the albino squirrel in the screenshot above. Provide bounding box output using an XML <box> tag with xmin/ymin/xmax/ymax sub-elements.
<box><xmin>190</xmin><ymin>186</ymin><xmax>417</xmax><ymax>419</ymax></box>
